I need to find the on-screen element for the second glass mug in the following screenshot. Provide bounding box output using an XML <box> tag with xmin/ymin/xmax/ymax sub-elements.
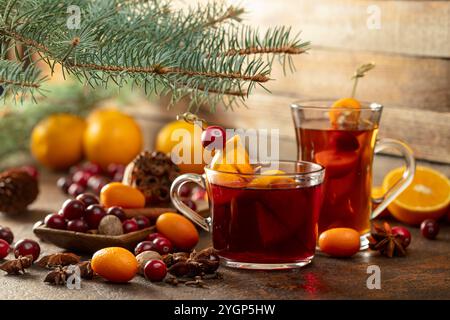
<box><xmin>171</xmin><ymin>160</ymin><xmax>325</xmax><ymax>270</ymax></box>
<box><xmin>291</xmin><ymin>101</ymin><xmax>416</xmax><ymax>248</ymax></box>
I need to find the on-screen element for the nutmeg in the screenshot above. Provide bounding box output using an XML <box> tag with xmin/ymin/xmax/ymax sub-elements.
<box><xmin>98</xmin><ymin>215</ymin><xmax>123</xmax><ymax>236</ymax></box>
<box><xmin>136</xmin><ymin>250</ymin><xmax>162</xmax><ymax>275</ymax></box>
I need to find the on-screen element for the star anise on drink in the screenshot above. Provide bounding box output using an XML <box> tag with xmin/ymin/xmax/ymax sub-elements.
<box><xmin>368</xmin><ymin>222</ymin><xmax>407</xmax><ymax>258</ymax></box>
<box><xmin>0</xmin><ymin>255</ymin><xmax>33</xmax><ymax>274</ymax></box>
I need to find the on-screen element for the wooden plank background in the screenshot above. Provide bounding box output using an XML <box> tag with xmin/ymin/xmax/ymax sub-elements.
<box><xmin>128</xmin><ymin>0</ymin><xmax>450</xmax><ymax>163</ymax></box>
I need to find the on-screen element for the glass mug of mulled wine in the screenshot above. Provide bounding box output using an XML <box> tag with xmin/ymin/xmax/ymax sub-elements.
<box><xmin>291</xmin><ymin>101</ymin><xmax>415</xmax><ymax>248</ymax></box>
<box><xmin>170</xmin><ymin>160</ymin><xmax>325</xmax><ymax>270</ymax></box>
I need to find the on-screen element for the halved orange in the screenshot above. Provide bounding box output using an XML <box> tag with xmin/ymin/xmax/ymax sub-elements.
<box><xmin>382</xmin><ymin>166</ymin><xmax>450</xmax><ymax>225</ymax></box>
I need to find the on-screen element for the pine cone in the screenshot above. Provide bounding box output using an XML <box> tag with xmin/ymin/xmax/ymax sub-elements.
<box><xmin>0</xmin><ymin>169</ymin><xmax>39</xmax><ymax>214</ymax></box>
<box><xmin>123</xmin><ymin>151</ymin><xmax>180</xmax><ymax>206</ymax></box>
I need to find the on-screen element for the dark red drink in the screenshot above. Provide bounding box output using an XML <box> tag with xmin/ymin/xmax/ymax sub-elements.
<box><xmin>206</xmin><ymin>182</ymin><xmax>323</xmax><ymax>265</ymax></box>
<box><xmin>298</xmin><ymin>127</ymin><xmax>377</xmax><ymax>235</ymax></box>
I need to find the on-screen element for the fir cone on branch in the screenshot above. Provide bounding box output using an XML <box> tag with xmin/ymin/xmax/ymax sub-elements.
<box><xmin>123</xmin><ymin>151</ymin><xmax>180</xmax><ymax>206</ymax></box>
<box><xmin>0</xmin><ymin>169</ymin><xmax>39</xmax><ymax>214</ymax></box>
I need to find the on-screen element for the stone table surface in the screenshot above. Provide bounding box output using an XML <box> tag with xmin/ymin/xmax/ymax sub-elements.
<box><xmin>0</xmin><ymin>156</ymin><xmax>449</xmax><ymax>300</ymax></box>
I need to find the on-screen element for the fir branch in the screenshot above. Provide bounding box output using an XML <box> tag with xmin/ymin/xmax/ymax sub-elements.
<box><xmin>0</xmin><ymin>0</ymin><xmax>308</xmax><ymax>111</ymax></box>
<box><xmin>203</xmin><ymin>5</ymin><xmax>244</xmax><ymax>28</ymax></box>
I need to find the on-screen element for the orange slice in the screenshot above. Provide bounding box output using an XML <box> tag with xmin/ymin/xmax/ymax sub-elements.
<box><xmin>247</xmin><ymin>170</ymin><xmax>295</xmax><ymax>188</ymax></box>
<box><xmin>382</xmin><ymin>166</ymin><xmax>450</xmax><ymax>225</ymax></box>
<box><xmin>210</xmin><ymin>135</ymin><xmax>253</xmax><ymax>173</ymax></box>
<box><xmin>209</xmin><ymin>135</ymin><xmax>253</xmax><ymax>187</ymax></box>
<box><xmin>329</xmin><ymin>97</ymin><xmax>361</xmax><ymax>128</ymax></box>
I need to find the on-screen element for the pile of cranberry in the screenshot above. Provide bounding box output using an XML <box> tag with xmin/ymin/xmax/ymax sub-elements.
<box><xmin>0</xmin><ymin>226</ymin><xmax>41</xmax><ymax>262</ymax></box>
<box><xmin>57</xmin><ymin>162</ymin><xmax>125</xmax><ymax>197</ymax></box>
<box><xmin>44</xmin><ymin>193</ymin><xmax>150</xmax><ymax>234</ymax></box>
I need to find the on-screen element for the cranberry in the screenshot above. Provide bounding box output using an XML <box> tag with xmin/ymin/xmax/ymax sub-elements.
<box><xmin>392</xmin><ymin>226</ymin><xmax>411</xmax><ymax>248</ymax></box>
<box><xmin>152</xmin><ymin>237</ymin><xmax>173</xmax><ymax>255</ymax></box>
<box><xmin>0</xmin><ymin>239</ymin><xmax>10</xmax><ymax>259</ymax></box>
<box><xmin>19</xmin><ymin>165</ymin><xmax>39</xmax><ymax>180</ymax></box>
<box><xmin>201</xmin><ymin>125</ymin><xmax>226</xmax><ymax>150</ymax></box>
<box><xmin>421</xmin><ymin>219</ymin><xmax>440</xmax><ymax>240</ymax></box>
<box><xmin>179</xmin><ymin>184</ymin><xmax>192</xmax><ymax>198</ymax></box>
<box><xmin>67</xmin><ymin>219</ymin><xmax>89</xmax><ymax>233</ymax></box>
<box><xmin>68</xmin><ymin>183</ymin><xmax>86</xmax><ymax>197</ymax></box>
<box><xmin>134</xmin><ymin>241</ymin><xmax>156</xmax><ymax>255</ymax></box>
<box><xmin>143</xmin><ymin>259</ymin><xmax>167</xmax><ymax>282</ymax></box>
<box><xmin>134</xmin><ymin>216</ymin><xmax>151</xmax><ymax>230</ymax></box>
<box><xmin>72</xmin><ymin>170</ymin><xmax>93</xmax><ymax>187</ymax></box>
<box><xmin>83</xmin><ymin>162</ymin><xmax>103</xmax><ymax>175</ymax></box>
<box><xmin>146</xmin><ymin>233</ymin><xmax>165</xmax><ymax>242</ymax></box>
<box><xmin>57</xmin><ymin>176</ymin><xmax>72</xmax><ymax>194</ymax></box>
<box><xmin>183</xmin><ymin>199</ymin><xmax>197</xmax><ymax>211</ymax></box>
<box><xmin>0</xmin><ymin>226</ymin><xmax>14</xmax><ymax>244</ymax></box>
<box><xmin>87</xmin><ymin>175</ymin><xmax>109</xmax><ymax>194</ymax></box>
<box><xmin>44</xmin><ymin>213</ymin><xmax>67</xmax><ymax>230</ymax></box>
<box><xmin>85</xmin><ymin>204</ymin><xmax>107</xmax><ymax>229</ymax></box>
<box><xmin>14</xmin><ymin>239</ymin><xmax>40</xmax><ymax>261</ymax></box>
<box><xmin>122</xmin><ymin>219</ymin><xmax>139</xmax><ymax>233</ymax></box>
<box><xmin>107</xmin><ymin>206</ymin><xmax>126</xmax><ymax>221</ymax></box>
<box><xmin>107</xmin><ymin>163</ymin><xmax>125</xmax><ymax>178</ymax></box>
<box><xmin>76</xmin><ymin>193</ymin><xmax>99</xmax><ymax>207</ymax></box>
<box><xmin>61</xmin><ymin>199</ymin><xmax>86</xmax><ymax>220</ymax></box>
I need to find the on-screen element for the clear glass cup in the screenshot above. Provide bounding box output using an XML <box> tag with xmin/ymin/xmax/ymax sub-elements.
<box><xmin>291</xmin><ymin>100</ymin><xmax>415</xmax><ymax>249</ymax></box>
<box><xmin>171</xmin><ymin>160</ymin><xmax>325</xmax><ymax>270</ymax></box>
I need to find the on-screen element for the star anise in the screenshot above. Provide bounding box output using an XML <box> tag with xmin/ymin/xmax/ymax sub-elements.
<box><xmin>44</xmin><ymin>261</ymin><xmax>95</xmax><ymax>285</ymax></box>
<box><xmin>77</xmin><ymin>261</ymin><xmax>94</xmax><ymax>280</ymax></box>
<box><xmin>368</xmin><ymin>222</ymin><xmax>407</xmax><ymax>257</ymax></box>
<box><xmin>36</xmin><ymin>253</ymin><xmax>81</xmax><ymax>269</ymax></box>
<box><xmin>44</xmin><ymin>267</ymin><xmax>68</xmax><ymax>285</ymax></box>
<box><xmin>165</xmin><ymin>247</ymin><xmax>221</xmax><ymax>278</ymax></box>
<box><xmin>0</xmin><ymin>255</ymin><xmax>33</xmax><ymax>274</ymax></box>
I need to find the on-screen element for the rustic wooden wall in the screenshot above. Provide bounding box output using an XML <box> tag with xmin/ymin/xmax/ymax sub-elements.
<box><xmin>134</xmin><ymin>0</ymin><xmax>450</xmax><ymax>163</ymax></box>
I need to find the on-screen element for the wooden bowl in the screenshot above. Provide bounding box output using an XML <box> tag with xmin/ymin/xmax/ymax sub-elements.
<box><xmin>33</xmin><ymin>221</ymin><xmax>155</xmax><ymax>254</ymax></box>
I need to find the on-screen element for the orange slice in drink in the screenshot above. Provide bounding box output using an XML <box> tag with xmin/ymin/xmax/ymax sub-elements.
<box><xmin>329</xmin><ymin>97</ymin><xmax>361</xmax><ymax>128</ymax></box>
<box><xmin>315</xmin><ymin>149</ymin><xmax>358</xmax><ymax>179</ymax></box>
<box><xmin>247</xmin><ymin>170</ymin><xmax>295</xmax><ymax>189</ymax></box>
<box><xmin>382</xmin><ymin>166</ymin><xmax>450</xmax><ymax>225</ymax></box>
<box><xmin>209</xmin><ymin>135</ymin><xmax>253</xmax><ymax>187</ymax></box>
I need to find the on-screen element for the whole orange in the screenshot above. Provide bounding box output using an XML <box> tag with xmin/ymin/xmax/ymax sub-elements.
<box><xmin>155</xmin><ymin>120</ymin><xmax>205</xmax><ymax>174</ymax></box>
<box><xmin>91</xmin><ymin>247</ymin><xmax>138</xmax><ymax>283</ymax></box>
<box><xmin>318</xmin><ymin>228</ymin><xmax>360</xmax><ymax>258</ymax></box>
<box><xmin>156</xmin><ymin>213</ymin><xmax>199</xmax><ymax>250</ymax></box>
<box><xmin>30</xmin><ymin>114</ymin><xmax>86</xmax><ymax>170</ymax></box>
<box><xmin>100</xmin><ymin>182</ymin><xmax>145</xmax><ymax>209</ymax></box>
<box><xmin>84</xmin><ymin>109</ymin><xmax>143</xmax><ymax>170</ymax></box>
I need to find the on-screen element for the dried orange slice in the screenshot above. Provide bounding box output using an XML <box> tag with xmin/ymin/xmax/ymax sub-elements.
<box><xmin>329</xmin><ymin>97</ymin><xmax>361</xmax><ymax>127</ymax></box>
<box><xmin>382</xmin><ymin>166</ymin><xmax>450</xmax><ymax>225</ymax></box>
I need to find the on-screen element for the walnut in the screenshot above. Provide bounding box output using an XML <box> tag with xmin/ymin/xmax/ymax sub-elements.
<box><xmin>98</xmin><ymin>215</ymin><xmax>123</xmax><ymax>235</ymax></box>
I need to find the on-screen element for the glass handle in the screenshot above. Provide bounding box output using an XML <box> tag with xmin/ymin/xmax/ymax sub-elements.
<box><xmin>371</xmin><ymin>138</ymin><xmax>416</xmax><ymax>219</ymax></box>
<box><xmin>170</xmin><ymin>173</ymin><xmax>211</xmax><ymax>232</ymax></box>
